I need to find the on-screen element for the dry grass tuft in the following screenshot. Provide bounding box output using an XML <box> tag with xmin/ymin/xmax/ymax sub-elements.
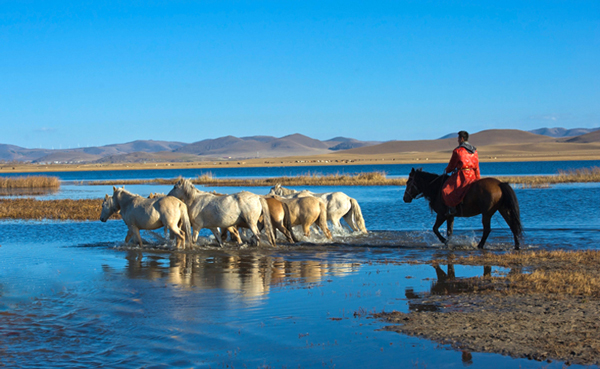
<box><xmin>0</xmin><ymin>198</ymin><xmax>119</xmax><ymax>221</ymax></box>
<box><xmin>435</xmin><ymin>250</ymin><xmax>600</xmax><ymax>297</ymax></box>
<box><xmin>0</xmin><ymin>176</ymin><xmax>60</xmax><ymax>189</ymax></box>
<box><xmin>449</xmin><ymin>249</ymin><xmax>600</xmax><ymax>267</ymax></box>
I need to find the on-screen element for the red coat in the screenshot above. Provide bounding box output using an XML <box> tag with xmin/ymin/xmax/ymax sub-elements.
<box><xmin>442</xmin><ymin>146</ymin><xmax>480</xmax><ymax>207</ymax></box>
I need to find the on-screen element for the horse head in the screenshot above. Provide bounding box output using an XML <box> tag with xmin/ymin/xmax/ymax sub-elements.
<box><xmin>267</xmin><ymin>183</ymin><xmax>282</xmax><ymax>196</ymax></box>
<box><xmin>100</xmin><ymin>193</ymin><xmax>119</xmax><ymax>222</ymax></box>
<box><xmin>168</xmin><ymin>178</ymin><xmax>195</xmax><ymax>202</ymax></box>
<box><xmin>403</xmin><ymin>168</ymin><xmax>423</xmax><ymax>203</ymax></box>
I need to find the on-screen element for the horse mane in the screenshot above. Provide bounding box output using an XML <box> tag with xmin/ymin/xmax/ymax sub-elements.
<box><xmin>414</xmin><ymin>169</ymin><xmax>447</xmax><ymax>208</ymax></box>
<box><xmin>177</xmin><ymin>178</ymin><xmax>202</xmax><ymax>199</ymax></box>
<box><xmin>114</xmin><ymin>187</ymin><xmax>140</xmax><ymax>199</ymax></box>
<box><xmin>277</xmin><ymin>185</ymin><xmax>298</xmax><ymax>196</ymax></box>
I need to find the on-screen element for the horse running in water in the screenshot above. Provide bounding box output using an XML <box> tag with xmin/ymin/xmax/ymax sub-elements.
<box><xmin>215</xmin><ymin>193</ymin><xmax>295</xmax><ymax>245</ymax></box>
<box><xmin>168</xmin><ymin>178</ymin><xmax>276</xmax><ymax>247</ymax></box>
<box><xmin>269</xmin><ymin>195</ymin><xmax>332</xmax><ymax>241</ymax></box>
<box><xmin>100</xmin><ymin>186</ymin><xmax>192</xmax><ymax>249</ymax></box>
<box><xmin>268</xmin><ymin>184</ymin><xmax>367</xmax><ymax>234</ymax></box>
<box><xmin>403</xmin><ymin>168</ymin><xmax>523</xmax><ymax>250</ymax></box>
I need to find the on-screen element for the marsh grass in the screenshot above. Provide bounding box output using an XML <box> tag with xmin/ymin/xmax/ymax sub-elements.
<box><xmin>436</xmin><ymin>250</ymin><xmax>600</xmax><ymax>297</ymax></box>
<box><xmin>88</xmin><ymin>171</ymin><xmax>403</xmax><ymax>187</ymax></box>
<box><xmin>0</xmin><ymin>176</ymin><xmax>60</xmax><ymax>189</ymax></box>
<box><xmin>85</xmin><ymin>167</ymin><xmax>600</xmax><ymax>187</ymax></box>
<box><xmin>0</xmin><ymin>198</ymin><xmax>120</xmax><ymax>221</ymax></box>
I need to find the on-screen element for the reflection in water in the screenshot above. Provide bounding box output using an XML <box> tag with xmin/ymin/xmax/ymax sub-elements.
<box><xmin>0</xmin><ymin>188</ymin><xmax>59</xmax><ymax>197</ymax></box>
<box><xmin>405</xmin><ymin>262</ymin><xmax>493</xmax><ymax>312</ymax></box>
<box><xmin>111</xmin><ymin>251</ymin><xmax>359</xmax><ymax>299</ymax></box>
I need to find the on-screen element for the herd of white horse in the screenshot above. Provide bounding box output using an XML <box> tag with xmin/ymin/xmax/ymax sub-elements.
<box><xmin>100</xmin><ymin>178</ymin><xmax>368</xmax><ymax>249</ymax></box>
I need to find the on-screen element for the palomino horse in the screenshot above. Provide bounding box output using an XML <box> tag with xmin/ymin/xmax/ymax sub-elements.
<box><xmin>214</xmin><ymin>193</ymin><xmax>294</xmax><ymax>245</ymax></box>
<box><xmin>268</xmin><ymin>184</ymin><xmax>367</xmax><ymax>233</ymax></box>
<box><xmin>168</xmin><ymin>179</ymin><xmax>276</xmax><ymax>247</ymax></box>
<box><xmin>269</xmin><ymin>195</ymin><xmax>332</xmax><ymax>241</ymax></box>
<box><xmin>100</xmin><ymin>186</ymin><xmax>192</xmax><ymax>249</ymax></box>
<box><xmin>403</xmin><ymin>168</ymin><xmax>523</xmax><ymax>250</ymax></box>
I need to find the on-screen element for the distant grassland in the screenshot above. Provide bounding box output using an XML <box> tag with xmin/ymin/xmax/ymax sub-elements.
<box><xmin>86</xmin><ymin>167</ymin><xmax>600</xmax><ymax>187</ymax></box>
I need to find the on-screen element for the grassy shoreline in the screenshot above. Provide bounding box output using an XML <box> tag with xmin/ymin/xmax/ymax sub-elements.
<box><xmin>83</xmin><ymin>167</ymin><xmax>600</xmax><ymax>187</ymax></box>
<box><xmin>0</xmin><ymin>168</ymin><xmax>599</xmax><ymax>191</ymax></box>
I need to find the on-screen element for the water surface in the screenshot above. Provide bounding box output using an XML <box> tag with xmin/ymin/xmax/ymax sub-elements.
<box><xmin>1</xmin><ymin>162</ymin><xmax>598</xmax><ymax>367</ymax></box>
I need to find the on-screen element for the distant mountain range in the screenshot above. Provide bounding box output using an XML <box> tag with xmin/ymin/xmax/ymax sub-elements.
<box><xmin>440</xmin><ymin>127</ymin><xmax>600</xmax><ymax>139</ymax></box>
<box><xmin>0</xmin><ymin>135</ymin><xmax>382</xmax><ymax>164</ymax></box>
<box><xmin>1</xmin><ymin>127</ymin><xmax>599</xmax><ymax>164</ymax></box>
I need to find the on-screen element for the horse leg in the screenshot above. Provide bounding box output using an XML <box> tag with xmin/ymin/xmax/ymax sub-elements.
<box><xmin>166</xmin><ymin>223</ymin><xmax>185</xmax><ymax>249</ymax></box>
<box><xmin>316</xmin><ymin>215</ymin><xmax>333</xmax><ymax>240</ymax></box>
<box><xmin>302</xmin><ymin>223</ymin><xmax>312</xmax><ymax>238</ymax></box>
<box><xmin>477</xmin><ymin>213</ymin><xmax>493</xmax><ymax>249</ymax></box>
<box><xmin>228</xmin><ymin>227</ymin><xmax>242</xmax><ymax>244</ymax></box>
<box><xmin>248</xmin><ymin>223</ymin><xmax>263</xmax><ymax>247</ymax></box>
<box><xmin>432</xmin><ymin>214</ymin><xmax>447</xmax><ymax>244</ymax></box>
<box><xmin>330</xmin><ymin>217</ymin><xmax>343</xmax><ymax>232</ymax></box>
<box><xmin>125</xmin><ymin>230</ymin><xmax>133</xmax><ymax>244</ymax></box>
<box><xmin>275</xmin><ymin>221</ymin><xmax>295</xmax><ymax>243</ymax></box>
<box><xmin>446</xmin><ymin>216</ymin><xmax>455</xmax><ymax>245</ymax></box>
<box><xmin>210</xmin><ymin>228</ymin><xmax>224</xmax><ymax>247</ymax></box>
<box><xmin>342</xmin><ymin>212</ymin><xmax>359</xmax><ymax>232</ymax></box>
<box><xmin>499</xmin><ymin>208</ymin><xmax>521</xmax><ymax>250</ymax></box>
<box><xmin>129</xmin><ymin>226</ymin><xmax>143</xmax><ymax>248</ymax></box>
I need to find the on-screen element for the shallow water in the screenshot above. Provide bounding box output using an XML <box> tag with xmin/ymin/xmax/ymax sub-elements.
<box><xmin>1</xmin><ymin>162</ymin><xmax>599</xmax><ymax>368</ymax></box>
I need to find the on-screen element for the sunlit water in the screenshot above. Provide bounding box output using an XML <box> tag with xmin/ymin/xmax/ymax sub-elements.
<box><xmin>1</xmin><ymin>162</ymin><xmax>599</xmax><ymax>368</ymax></box>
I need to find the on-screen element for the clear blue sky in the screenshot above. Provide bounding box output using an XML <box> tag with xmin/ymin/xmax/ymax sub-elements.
<box><xmin>1</xmin><ymin>1</ymin><xmax>598</xmax><ymax>149</ymax></box>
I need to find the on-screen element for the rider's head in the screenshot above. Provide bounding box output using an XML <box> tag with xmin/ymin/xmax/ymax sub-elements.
<box><xmin>458</xmin><ymin>131</ymin><xmax>469</xmax><ymax>144</ymax></box>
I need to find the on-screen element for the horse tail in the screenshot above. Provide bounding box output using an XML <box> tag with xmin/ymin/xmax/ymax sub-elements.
<box><xmin>259</xmin><ymin>197</ymin><xmax>277</xmax><ymax>247</ymax></box>
<box><xmin>349</xmin><ymin>198</ymin><xmax>367</xmax><ymax>233</ymax></box>
<box><xmin>281</xmin><ymin>200</ymin><xmax>298</xmax><ymax>243</ymax></box>
<box><xmin>499</xmin><ymin>182</ymin><xmax>523</xmax><ymax>240</ymax></box>
<box><xmin>180</xmin><ymin>203</ymin><xmax>193</xmax><ymax>247</ymax></box>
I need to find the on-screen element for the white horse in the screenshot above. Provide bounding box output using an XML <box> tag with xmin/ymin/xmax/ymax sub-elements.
<box><xmin>100</xmin><ymin>186</ymin><xmax>192</xmax><ymax>249</ymax></box>
<box><xmin>168</xmin><ymin>178</ymin><xmax>276</xmax><ymax>247</ymax></box>
<box><xmin>268</xmin><ymin>184</ymin><xmax>367</xmax><ymax>233</ymax></box>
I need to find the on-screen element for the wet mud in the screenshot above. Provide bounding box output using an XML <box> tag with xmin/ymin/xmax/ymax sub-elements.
<box><xmin>374</xmin><ymin>261</ymin><xmax>600</xmax><ymax>366</ymax></box>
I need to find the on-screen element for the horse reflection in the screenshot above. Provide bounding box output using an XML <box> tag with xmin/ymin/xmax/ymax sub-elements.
<box><xmin>117</xmin><ymin>252</ymin><xmax>358</xmax><ymax>300</ymax></box>
<box><xmin>405</xmin><ymin>263</ymin><xmax>492</xmax><ymax>312</ymax></box>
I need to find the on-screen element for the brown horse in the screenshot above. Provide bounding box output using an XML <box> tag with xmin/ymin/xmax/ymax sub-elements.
<box><xmin>403</xmin><ymin>168</ymin><xmax>523</xmax><ymax>250</ymax></box>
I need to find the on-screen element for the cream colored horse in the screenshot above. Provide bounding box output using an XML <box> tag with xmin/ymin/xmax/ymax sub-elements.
<box><xmin>168</xmin><ymin>178</ymin><xmax>276</xmax><ymax>247</ymax></box>
<box><xmin>100</xmin><ymin>186</ymin><xmax>192</xmax><ymax>249</ymax></box>
<box><xmin>268</xmin><ymin>184</ymin><xmax>367</xmax><ymax>233</ymax></box>
<box><xmin>268</xmin><ymin>195</ymin><xmax>332</xmax><ymax>240</ymax></box>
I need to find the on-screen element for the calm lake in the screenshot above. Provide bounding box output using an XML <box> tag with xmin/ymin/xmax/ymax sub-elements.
<box><xmin>1</xmin><ymin>161</ymin><xmax>599</xmax><ymax>368</ymax></box>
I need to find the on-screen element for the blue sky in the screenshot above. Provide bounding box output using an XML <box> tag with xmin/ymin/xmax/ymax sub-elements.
<box><xmin>1</xmin><ymin>1</ymin><xmax>598</xmax><ymax>149</ymax></box>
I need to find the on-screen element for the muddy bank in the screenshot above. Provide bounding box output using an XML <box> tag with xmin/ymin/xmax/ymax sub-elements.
<box><xmin>373</xmin><ymin>251</ymin><xmax>600</xmax><ymax>366</ymax></box>
<box><xmin>375</xmin><ymin>294</ymin><xmax>600</xmax><ymax>365</ymax></box>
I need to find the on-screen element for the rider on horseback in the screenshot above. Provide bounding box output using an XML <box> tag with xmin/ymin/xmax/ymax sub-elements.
<box><xmin>442</xmin><ymin>131</ymin><xmax>480</xmax><ymax>216</ymax></box>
